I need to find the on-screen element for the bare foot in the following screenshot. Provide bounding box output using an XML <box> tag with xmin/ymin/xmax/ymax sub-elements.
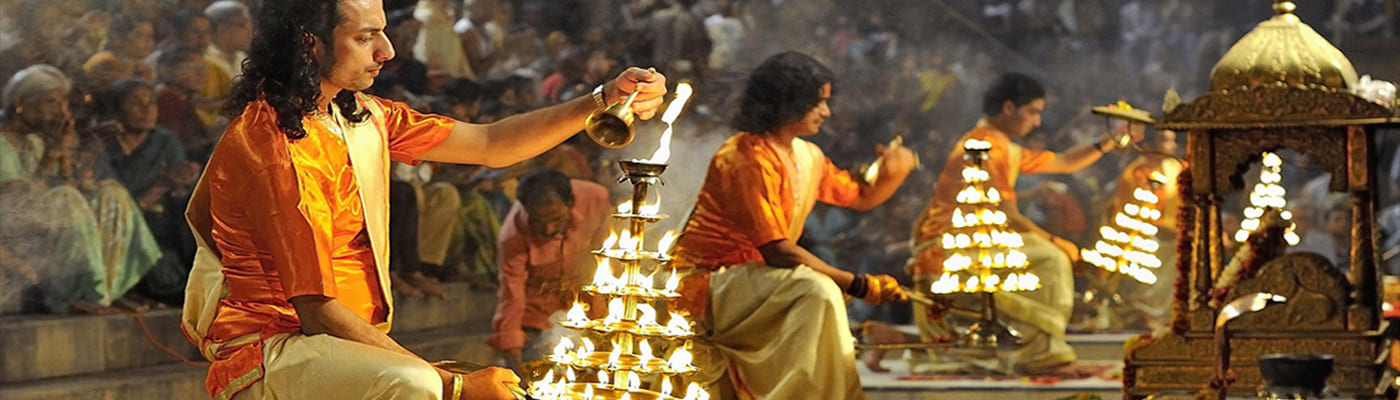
<box><xmin>113</xmin><ymin>295</ymin><xmax>152</xmax><ymax>312</ymax></box>
<box><xmin>861</xmin><ymin>321</ymin><xmax>910</xmax><ymax>373</ymax></box>
<box><xmin>391</xmin><ymin>272</ymin><xmax>424</xmax><ymax>299</ymax></box>
<box><xmin>69</xmin><ymin>300</ymin><xmax>121</xmax><ymax>315</ymax></box>
<box><xmin>406</xmin><ymin>271</ymin><xmax>446</xmax><ymax>299</ymax></box>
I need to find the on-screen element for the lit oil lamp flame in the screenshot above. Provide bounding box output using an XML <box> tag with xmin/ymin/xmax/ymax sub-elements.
<box><xmin>963</xmin><ymin>138</ymin><xmax>992</xmax><ymax>151</ymax></box>
<box><xmin>645</xmin><ymin>82</ymin><xmax>693</xmax><ymax>164</ymax></box>
<box><xmin>637</xmin><ymin>339</ymin><xmax>654</xmax><ymax>370</ymax></box>
<box><xmin>578</xmin><ymin>337</ymin><xmax>596</xmax><ymax>359</ymax></box>
<box><xmin>657</xmin><ymin>230</ymin><xmax>677</xmax><ymax>255</ymax></box>
<box><xmin>616</xmin><ymin>201</ymin><xmax>633</xmax><ymax>214</ymax></box>
<box><xmin>620</xmin><ymin>393</ymin><xmax>631</xmax><ymax>400</ymax></box>
<box><xmin>598</xmin><ymin>370</ymin><xmax>608</xmax><ymax>386</ymax></box>
<box><xmin>627</xmin><ymin>371</ymin><xmax>642</xmax><ymax>392</ymax></box>
<box><xmin>666</xmin><ymin>311</ymin><xmax>691</xmax><ymax>335</ymax></box>
<box><xmin>619</xmin><ymin>230</ymin><xmax>640</xmax><ymax>253</ymax></box>
<box><xmin>639</xmin><ymin>200</ymin><xmax>661</xmax><ymax>217</ymax></box>
<box><xmin>636</xmin><ymin>303</ymin><xmax>658</xmax><ymax>327</ymax></box>
<box><xmin>592</xmin><ymin>258</ymin><xmax>616</xmax><ymax>289</ymax></box>
<box><xmin>1149</xmin><ymin>170</ymin><xmax>1167</xmax><ymax>184</ymax></box>
<box><xmin>683</xmin><ymin>382</ymin><xmax>710</xmax><ymax>400</ymax></box>
<box><xmin>583</xmin><ymin>383</ymin><xmax>594</xmax><ymax>399</ymax></box>
<box><xmin>604</xmin><ymin>297</ymin><xmax>625</xmax><ymax>325</ymax></box>
<box><xmin>666</xmin><ymin>346</ymin><xmax>694</xmax><ymax>371</ymax></box>
<box><xmin>565</xmin><ymin>367</ymin><xmax>576</xmax><ymax>382</ymax></box>
<box><xmin>602</xmin><ymin>231</ymin><xmax>619</xmax><ymax>250</ymax></box>
<box><xmin>661</xmin><ymin>377</ymin><xmax>674</xmax><ymax>397</ymax></box>
<box><xmin>532</xmin><ymin>369</ymin><xmax>556</xmax><ymax>394</ymax></box>
<box><xmin>663</xmin><ymin>270</ymin><xmax>680</xmax><ymax>293</ymax></box>
<box><xmin>607</xmin><ymin>346</ymin><xmax>623</xmax><ymax>368</ymax></box>
<box><xmin>552</xmin><ymin>337</ymin><xmax>574</xmax><ymax>363</ymax></box>
<box><xmin>566</xmin><ymin>302</ymin><xmax>589</xmax><ymax>325</ymax></box>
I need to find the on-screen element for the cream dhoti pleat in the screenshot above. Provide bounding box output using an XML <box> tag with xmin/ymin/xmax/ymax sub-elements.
<box><xmin>692</xmin><ymin>263</ymin><xmax>865</xmax><ymax>400</ymax></box>
<box><xmin>231</xmin><ymin>333</ymin><xmax>442</xmax><ymax>400</ymax></box>
<box><xmin>992</xmin><ymin>233</ymin><xmax>1076</xmax><ymax>372</ymax></box>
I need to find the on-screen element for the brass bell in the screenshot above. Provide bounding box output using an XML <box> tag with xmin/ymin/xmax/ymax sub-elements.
<box><xmin>585</xmin><ymin>90</ymin><xmax>641</xmax><ymax>149</ymax></box>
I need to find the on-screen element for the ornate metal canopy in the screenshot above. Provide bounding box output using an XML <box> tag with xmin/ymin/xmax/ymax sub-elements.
<box><xmin>1156</xmin><ymin>0</ymin><xmax>1395</xmax><ymax>130</ymax></box>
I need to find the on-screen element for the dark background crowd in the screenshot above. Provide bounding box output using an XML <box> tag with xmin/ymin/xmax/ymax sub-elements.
<box><xmin>1</xmin><ymin>0</ymin><xmax>1398</xmax><ymax>327</ymax></box>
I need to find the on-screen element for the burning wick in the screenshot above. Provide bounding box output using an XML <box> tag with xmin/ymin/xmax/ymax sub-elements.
<box><xmin>666</xmin><ymin>311</ymin><xmax>692</xmax><ymax>336</ymax></box>
<box><xmin>657</xmin><ymin>230</ymin><xmax>677</xmax><ymax>255</ymax></box>
<box><xmin>663</xmin><ymin>270</ymin><xmax>681</xmax><ymax>293</ymax></box>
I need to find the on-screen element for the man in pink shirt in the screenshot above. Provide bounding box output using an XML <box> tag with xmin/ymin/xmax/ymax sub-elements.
<box><xmin>487</xmin><ymin>168</ymin><xmax>610</xmax><ymax>372</ymax></box>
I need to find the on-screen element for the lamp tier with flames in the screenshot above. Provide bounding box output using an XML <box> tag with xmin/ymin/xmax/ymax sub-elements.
<box><xmin>1235</xmin><ymin>152</ymin><xmax>1300</xmax><ymax>245</ymax></box>
<box><xmin>1081</xmin><ymin>171</ymin><xmax>1168</xmax><ymax>284</ymax></box>
<box><xmin>929</xmin><ymin>139</ymin><xmax>1039</xmax><ymax>295</ymax></box>
<box><xmin>529</xmin><ymin>84</ymin><xmax>709</xmax><ymax>400</ymax></box>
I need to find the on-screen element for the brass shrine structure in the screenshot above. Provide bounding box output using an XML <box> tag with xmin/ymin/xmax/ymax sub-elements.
<box><xmin>1119</xmin><ymin>1</ymin><xmax>1399</xmax><ymax>398</ymax></box>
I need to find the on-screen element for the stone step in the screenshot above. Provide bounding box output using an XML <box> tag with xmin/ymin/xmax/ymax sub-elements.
<box><xmin>0</xmin><ymin>324</ymin><xmax>494</xmax><ymax>400</ymax></box>
<box><xmin>864</xmin><ymin>386</ymin><xmax>1122</xmax><ymax>400</ymax></box>
<box><xmin>873</xmin><ymin>326</ymin><xmax>1137</xmax><ymax>362</ymax></box>
<box><xmin>1067</xmin><ymin>332</ymin><xmax>1139</xmax><ymax>361</ymax></box>
<box><xmin>0</xmin><ymin>282</ymin><xmax>496</xmax><ymax>383</ymax></box>
<box><xmin>859</xmin><ymin>360</ymin><xmax>1123</xmax><ymax>400</ymax></box>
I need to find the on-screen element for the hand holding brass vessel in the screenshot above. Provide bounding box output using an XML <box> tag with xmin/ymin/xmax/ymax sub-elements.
<box><xmin>586</xmin><ymin>90</ymin><xmax>642</xmax><ymax>149</ymax></box>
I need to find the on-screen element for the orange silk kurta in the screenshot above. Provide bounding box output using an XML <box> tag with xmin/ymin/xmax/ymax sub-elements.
<box><xmin>910</xmin><ymin>119</ymin><xmax>1055</xmax><ymax>276</ymax></box>
<box><xmin>197</xmin><ymin>95</ymin><xmax>451</xmax><ymax>398</ymax></box>
<box><xmin>673</xmin><ymin>132</ymin><xmax>861</xmax><ymax>270</ymax></box>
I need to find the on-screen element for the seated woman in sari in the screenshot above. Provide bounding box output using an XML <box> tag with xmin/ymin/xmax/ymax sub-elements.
<box><xmin>0</xmin><ymin>65</ymin><xmax>162</xmax><ymax>314</ymax></box>
<box><xmin>99</xmin><ymin>78</ymin><xmax>203</xmax><ymax>306</ymax></box>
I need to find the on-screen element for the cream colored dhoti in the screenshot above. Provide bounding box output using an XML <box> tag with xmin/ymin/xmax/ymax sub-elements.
<box><xmin>692</xmin><ymin>263</ymin><xmax>865</xmax><ymax>400</ymax></box>
<box><xmin>913</xmin><ymin>234</ymin><xmax>1076</xmax><ymax>373</ymax></box>
<box><xmin>231</xmin><ymin>333</ymin><xmax>442</xmax><ymax>400</ymax></box>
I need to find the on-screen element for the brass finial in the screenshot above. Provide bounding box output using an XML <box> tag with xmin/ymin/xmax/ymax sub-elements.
<box><xmin>1273</xmin><ymin>0</ymin><xmax>1297</xmax><ymax>15</ymax></box>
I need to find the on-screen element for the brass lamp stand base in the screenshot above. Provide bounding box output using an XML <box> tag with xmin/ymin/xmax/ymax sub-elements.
<box><xmin>960</xmin><ymin>292</ymin><xmax>1022</xmax><ymax>349</ymax></box>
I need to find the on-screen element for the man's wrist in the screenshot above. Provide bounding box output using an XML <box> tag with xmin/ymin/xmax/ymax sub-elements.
<box><xmin>591</xmin><ymin>83</ymin><xmax>608</xmax><ymax>109</ymax></box>
<box><xmin>845</xmin><ymin>273</ymin><xmax>871</xmax><ymax>298</ymax></box>
<box><xmin>1094</xmin><ymin>138</ymin><xmax>1111</xmax><ymax>153</ymax></box>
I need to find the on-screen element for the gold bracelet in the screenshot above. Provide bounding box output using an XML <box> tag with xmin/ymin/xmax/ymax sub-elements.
<box><xmin>451</xmin><ymin>373</ymin><xmax>463</xmax><ymax>400</ymax></box>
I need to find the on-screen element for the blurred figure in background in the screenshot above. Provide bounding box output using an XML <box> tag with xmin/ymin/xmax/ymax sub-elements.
<box><xmin>488</xmin><ymin>168</ymin><xmax>610</xmax><ymax>373</ymax></box>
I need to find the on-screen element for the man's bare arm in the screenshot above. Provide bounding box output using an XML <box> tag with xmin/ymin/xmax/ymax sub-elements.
<box><xmin>289</xmin><ymin>295</ymin><xmax>418</xmax><ymax>358</ymax></box>
<box><xmin>847</xmin><ymin>146</ymin><xmax>917</xmax><ymax>210</ymax></box>
<box><xmin>1038</xmin><ymin>123</ymin><xmax>1145</xmax><ymax>174</ymax></box>
<box><xmin>419</xmin><ymin>68</ymin><xmax>666</xmax><ymax>167</ymax></box>
<box><xmin>758</xmin><ymin>239</ymin><xmax>856</xmax><ymax>290</ymax></box>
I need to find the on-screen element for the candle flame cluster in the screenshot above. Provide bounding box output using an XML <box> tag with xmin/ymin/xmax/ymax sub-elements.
<box><xmin>1080</xmin><ymin>175</ymin><xmax>1167</xmax><ymax>284</ymax></box>
<box><xmin>931</xmin><ymin>139</ymin><xmax>1039</xmax><ymax>294</ymax></box>
<box><xmin>531</xmin><ymin>96</ymin><xmax>707</xmax><ymax>399</ymax></box>
<box><xmin>1235</xmin><ymin>152</ymin><xmax>1300</xmax><ymax>245</ymax></box>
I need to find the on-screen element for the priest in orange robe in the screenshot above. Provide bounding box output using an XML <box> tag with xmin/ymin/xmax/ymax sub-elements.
<box><xmin>671</xmin><ymin>51</ymin><xmax>915</xmax><ymax>400</ymax></box>
<box><xmin>180</xmin><ymin>1</ymin><xmax>667</xmax><ymax>399</ymax></box>
<box><xmin>909</xmin><ymin>73</ymin><xmax>1141</xmax><ymax>376</ymax></box>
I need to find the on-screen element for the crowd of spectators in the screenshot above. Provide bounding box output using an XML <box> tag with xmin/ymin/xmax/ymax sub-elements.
<box><xmin>1</xmin><ymin>0</ymin><xmax>1397</xmax><ymax>330</ymax></box>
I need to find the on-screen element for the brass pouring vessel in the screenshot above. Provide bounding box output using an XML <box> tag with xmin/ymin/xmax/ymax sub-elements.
<box><xmin>585</xmin><ymin>90</ymin><xmax>642</xmax><ymax>149</ymax></box>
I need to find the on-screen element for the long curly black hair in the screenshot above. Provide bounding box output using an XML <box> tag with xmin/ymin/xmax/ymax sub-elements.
<box><xmin>223</xmin><ymin>0</ymin><xmax>368</xmax><ymax>140</ymax></box>
<box><xmin>731</xmin><ymin>51</ymin><xmax>835</xmax><ymax>135</ymax></box>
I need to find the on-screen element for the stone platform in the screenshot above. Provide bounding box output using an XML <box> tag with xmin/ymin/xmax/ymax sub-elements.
<box><xmin>0</xmin><ymin>282</ymin><xmax>497</xmax><ymax>400</ymax></box>
<box><xmin>860</xmin><ymin>330</ymin><xmax>1138</xmax><ymax>400</ymax></box>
